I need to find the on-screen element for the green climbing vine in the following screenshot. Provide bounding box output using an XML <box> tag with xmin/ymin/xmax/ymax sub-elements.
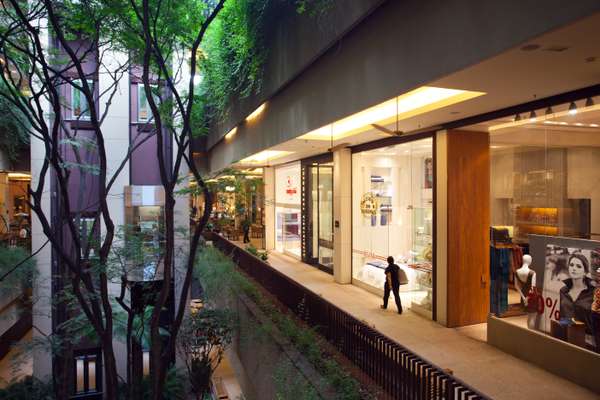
<box><xmin>197</xmin><ymin>0</ymin><xmax>333</xmax><ymax>121</ymax></box>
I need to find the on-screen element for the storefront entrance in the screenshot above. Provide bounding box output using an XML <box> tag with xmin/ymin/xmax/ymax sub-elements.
<box><xmin>351</xmin><ymin>136</ymin><xmax>435</xmax><ymax>318</ymax></box>
<box><xmin>302</xmin><ymin>155</ymin><xmax>334</xmax><ymax>273</ymax></box>
<box><xmin>275</xmin><ymin>162</ymin><xmax>302</xmax><ymax>258</ymax></box>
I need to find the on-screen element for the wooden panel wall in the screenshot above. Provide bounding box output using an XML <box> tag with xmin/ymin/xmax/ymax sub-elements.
<box><xmin>446</xmin><ymin>130</ymin><xmax>490</xmax><ymax>327</ymax></box>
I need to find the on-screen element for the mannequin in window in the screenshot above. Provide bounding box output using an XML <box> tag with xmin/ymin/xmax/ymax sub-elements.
<box><xmin>515</xmin><ymin>255</ymin><xmax>536</xmax><ymax>307</ymax></box>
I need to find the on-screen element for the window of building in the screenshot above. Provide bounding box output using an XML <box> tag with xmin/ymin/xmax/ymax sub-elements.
<box><xmin>275</xmin><ymin>162</ymin><xmax>301</xmax><ymax>258</ymax></box>
<box><xmin>138</xmin><ymin>84</ymin><xmax>159</xmax><ymax>122</ymax></box>
<box><xmin>124</xmin><ymin>186</ymin><xmax>166</xmax><ymax>281</ymax></box>
<box><xmin>142</xmin><ymin>350</ymin><xmax>150</xmax><ymax>376</ymax></box>
<box><xmin>351</xmin><ymin>138</ymin><xmax>434</xmax><ymax>318</ymax></box>
<box><xmin>74</xmin><ymin>350</ymin><xmax>101</xmax><ymax>396</ymax></box>
<box><xmin>75</xmin><ymin>215</ymin><xmax>99</xmax><ymax>258</ymax></box>
<box><xmin>71</xmin><ymin>79</ymin><xmax>94</xmax><ymax>120</ymax></box>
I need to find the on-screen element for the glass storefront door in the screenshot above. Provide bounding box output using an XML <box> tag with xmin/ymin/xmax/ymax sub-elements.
<box><xmin>303</xmin><ymin>159</ymin><xmax>334</xmax><ymax>272</ymax></box>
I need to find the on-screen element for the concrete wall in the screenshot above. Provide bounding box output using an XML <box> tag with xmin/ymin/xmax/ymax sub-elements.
<box><xmin>227</xmin><ymin>294</ymin><xmax>335</xmax><ymax>400</ymax></box>
<box><xmin>207</xmin><ymin>0</ymin><xmax>385</xmax><ymax>149</ymax></box>
<box><xmin>207</xmin><ymin>0</ymin><xmax>600</xmax><ymax>173</ymax></box>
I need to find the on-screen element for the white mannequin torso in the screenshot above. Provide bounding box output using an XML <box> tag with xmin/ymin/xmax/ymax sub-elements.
<box><xmin>515</xmin><ymin>255</ymin><xmax>536</xmax><ymax>303</ymax></box>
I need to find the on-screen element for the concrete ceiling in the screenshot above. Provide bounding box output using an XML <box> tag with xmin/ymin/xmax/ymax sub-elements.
<box><xmin>231</xmin><ymin>12</ymin><xmax>600</xmax><ymax>170</ymax></box>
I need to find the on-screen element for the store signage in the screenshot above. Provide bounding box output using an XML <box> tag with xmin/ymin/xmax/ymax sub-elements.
<box><xmin>360</xmin><ymin>192</ymin><xmax>378</xmax><ymax>216</ymax></box>
<box><xmin>285</xmin><ymin>175</ymin><xmax>297</xmax><ymax>196</ymax></box>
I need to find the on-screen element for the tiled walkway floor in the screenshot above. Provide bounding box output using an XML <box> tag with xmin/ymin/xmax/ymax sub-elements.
<box><xmin>261</xmin><ymin>250</ymin><xmax>599</xmax><ymax>400</ymax></box>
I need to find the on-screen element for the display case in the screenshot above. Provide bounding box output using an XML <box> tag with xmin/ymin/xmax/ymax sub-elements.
<box><xmin>410</xmin><ymin>206</ymin><xmax>433</xmax><ymax>314</ymax></box>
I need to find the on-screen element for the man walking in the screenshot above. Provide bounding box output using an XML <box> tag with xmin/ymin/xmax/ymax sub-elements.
<box><xmin>381</xmin><ymin>256</ymin><xmax>403</xmax><ymax>314</ymax></box>
<box><xmin>242</xmin><ymin>218</ymin><xmax>251</xmax><ymax>244</ymax></box>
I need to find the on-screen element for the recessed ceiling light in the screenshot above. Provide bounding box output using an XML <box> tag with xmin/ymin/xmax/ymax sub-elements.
<box><xmin>245</xmin><ymin>102</ymin><xmax>266</xmax><ymax>122</ymax></box>
<box><xmin>240</xmin><ymin>150</ymin><xmax>292</xmax><ymax>164</ymax></box>
<box><xmin>298</xmin><ymin>86</ymin><xmax>485</xmax><ymax>141</ymax></box>
<box><xmin>225</xmin><ymin>127</ymin><xmax>237</xmax><ymax>140</ymax></box>
<box><xmin>590</xmin><ymin>123</ymin><xmax>599</xmax><ymax>128</ymax></box>
<box><xmin>559</xmin><ymin>122</ymin><xmax>568</xmax><ymax>125</ymax></box>
<box><xmin>575</xmin><ymin>123</ymin><xmax>584</xmax><ymax>126</ymax></box>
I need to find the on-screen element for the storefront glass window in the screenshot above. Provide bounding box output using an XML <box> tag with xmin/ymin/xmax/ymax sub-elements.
<box><xmin>275</xmin><ymin>162</ymin><xmax>301</xmax><ymax>258</ymax></box>
<box><xmin>485</xmin><ymin>98</ymin><xmax>600</xmax><ymax>352</ymax></box>
<box><xmin>351</xmin><ymin>138</ymin><xmax>434</xmax><ymax>317</ymax></box>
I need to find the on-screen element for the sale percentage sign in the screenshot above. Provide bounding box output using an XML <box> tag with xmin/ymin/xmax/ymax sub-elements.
<box><xmin>545</xmin><ymin>297</ymin><xmax>560</xmax><ymax>320</ymax></box>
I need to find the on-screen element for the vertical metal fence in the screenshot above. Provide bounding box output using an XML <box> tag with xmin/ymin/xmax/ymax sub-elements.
<box><xmin>209</xmin><ymin>233</ymin><xmax>490</xmax><ymax>400</ymax></box>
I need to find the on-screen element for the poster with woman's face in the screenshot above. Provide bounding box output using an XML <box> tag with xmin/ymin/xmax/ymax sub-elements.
<box><xmin>542</xmin><ymin>246</ymin><xmax>596</xmax><ymax>348</ymax></box>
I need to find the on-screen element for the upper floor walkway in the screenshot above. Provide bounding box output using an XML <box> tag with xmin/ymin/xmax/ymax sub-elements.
<box><xmin>231</xmin><ymin>241</ymin><xmax>599</xmax><ymax>400</ymax></box>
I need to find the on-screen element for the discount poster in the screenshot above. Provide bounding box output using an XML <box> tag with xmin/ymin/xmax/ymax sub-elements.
<box><xmin>541</xmin><ymin>245</ymin><xmax>596</xmax><ymax>346</ymax></box>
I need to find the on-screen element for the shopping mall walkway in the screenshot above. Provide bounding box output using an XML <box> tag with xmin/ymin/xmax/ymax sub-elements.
<box><xmin>256</xmin><ymin>250</ymin><xmax>598</xmax><ymax>400</ymax></box>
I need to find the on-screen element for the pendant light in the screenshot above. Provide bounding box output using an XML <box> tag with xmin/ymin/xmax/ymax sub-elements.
<box><xmin>568</xmin><ymin>101</ymin><xmax>578</xmax><ymax>115</ymax></box>
<box><xmin>529</xmin><ymin>110</ymin><xmax>537</xmax><ymax>122</ymax></box>
<box><xmin>585</xmin><ymin>97</ymin><xmax>594</xmax><ymax>107</ymax></box>
<box><xmin>514</xmin><ymin>113</ymin><xmax>521</xmax><ymax>122</ymax></box>
<box><xmin>545</xmin><ymin>106</ymin><xmax>553</xmax><ymax>115</ymax></box>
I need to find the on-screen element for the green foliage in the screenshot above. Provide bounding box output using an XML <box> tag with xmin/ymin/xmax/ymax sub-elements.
<box><xmin>117</xmin><ymin>367</ymin><xmax>187</xmax><ymax>400</ymax></box>
<box><xmin>0</xmin><ymin>245</ymin><xmax>36</xmax><ymax>293</ymax></box>
<box><xmin>198</xmin><ymin>0</ymin><xmax>333</xmax><ymax>120</ymax></box>
<box><xmin>199</xmin><ymin>0</ymin><xmax>268</xmax><ymax>117</ymax></box>
<box><xmin>273</xmin><ymin>359</ymin><xmax>320</xmax><ymax>400</ymax></box>
<box><xmin>245</xmin><ymin>244</ymin><xmax>268</xmax><ymax>261</ymax></box>
<box><xmin>0</xmin><ymin>376</ymin><xmax>55</xmax><ymax>400</ymax></box>
<box><xmin>195</xmin><ymin>245</ymin><xmax>367</xmax><ymax>400</ymax></box>
<box><xmin>0</xmin><ymin>91</ymin><xmax>29</xmax><ymax>163</ymax></box>
<box><xmin>178</xmin><ymin>308</ymin><xmax>234</xmax><ymax>398</ymax></box>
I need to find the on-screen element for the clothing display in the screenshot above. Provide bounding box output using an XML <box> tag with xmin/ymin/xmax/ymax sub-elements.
<box><xmin>516</xmin><ymin>269</ymin><xmax>534</xmax><ymax>306</ymax></box>
<box><xmin>490</xmin><ymin>246</ymin><xmax>510</xmax><ymax>315</ymax></box>
<box><xmin>490</xmin><ymin>243</ymin><xmax>526</xmax><ymax>316</ymax></box>
<box><xmin>526</xmin><ymin>287</ymin><xmax>542</xmax><ymax>313</ymax></box>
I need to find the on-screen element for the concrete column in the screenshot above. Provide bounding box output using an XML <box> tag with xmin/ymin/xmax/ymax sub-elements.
<box><xmin>264</xmin><ymin>167</ymin><xmax>275</xmax><ymax>251</ymax></box>
<box><xmin>333</xmin><ymin>148</ymin><xmax>352</xmax><ymax>284</ymax></box>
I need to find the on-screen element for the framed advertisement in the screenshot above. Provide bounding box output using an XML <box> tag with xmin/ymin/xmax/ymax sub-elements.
<box><xmin>528</xmin><ymin>235</ymin><xmax>600</xmax><ymax>351</ymax></box>
<box><xmin>424</xmin><ymin>157</ymin><xmax>433</xmax><ymax>189</ymax></box>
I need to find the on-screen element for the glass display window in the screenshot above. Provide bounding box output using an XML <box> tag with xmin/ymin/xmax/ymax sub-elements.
<box><xmin>351</xmin><ymin>137</ymin><xmax>434</xmax><ymax>317</ymax></box>
<box><xmin>474</xmin><ymin>95</ymin><xmax>600</xmax><ymax>353</ymax></box>
<box><xmin>275</xmin><ymin>162</ymin><xmax>302</xmax><ymax>258</ymax></box>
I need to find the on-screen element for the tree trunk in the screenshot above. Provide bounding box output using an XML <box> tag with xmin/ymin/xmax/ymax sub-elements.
<box><xmin>131</xmin><ymin>337</ymin><xmax>144</xmax><ymax>400</ymax></box>
<box><xmin>102</xmin><ymin>338</ymin><xmax>120</xmax><ymax>400</ymax></box>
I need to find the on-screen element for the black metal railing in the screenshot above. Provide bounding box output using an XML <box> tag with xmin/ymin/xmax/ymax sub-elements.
<box><xmin>209</xmin><ymin>233</ymin><xmax>490</xmax><ymax>400</ymax></box>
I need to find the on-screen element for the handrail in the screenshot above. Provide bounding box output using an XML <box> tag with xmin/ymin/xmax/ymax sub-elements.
<box><xmin>208</xmin><ymin>232</ymin><xmax>491</xmax><ymax>400</ymax></box>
